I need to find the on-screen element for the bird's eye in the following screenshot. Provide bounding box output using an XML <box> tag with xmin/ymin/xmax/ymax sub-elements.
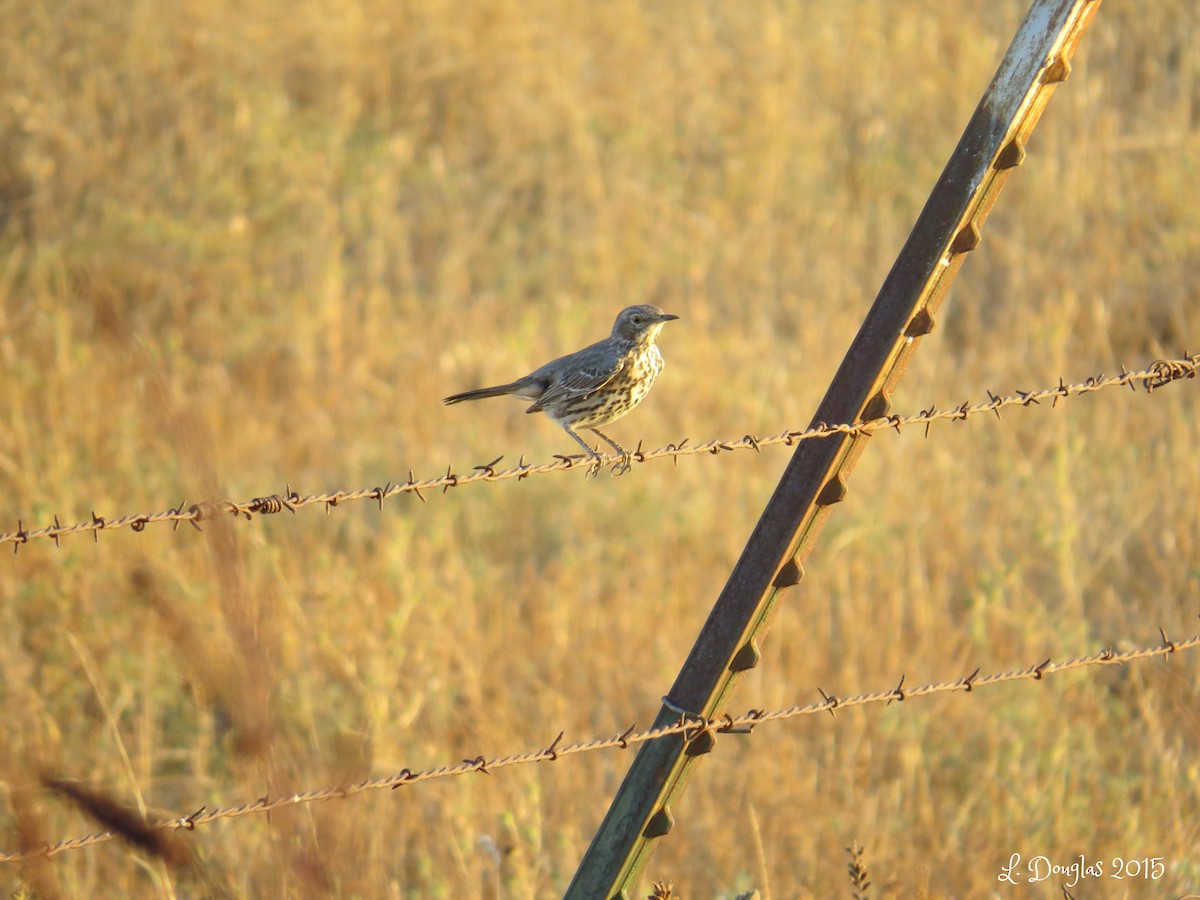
<box><xmin>632</xmin><ymin>315</ymin><xmax>642</xmax><ymax>325</ymax></box>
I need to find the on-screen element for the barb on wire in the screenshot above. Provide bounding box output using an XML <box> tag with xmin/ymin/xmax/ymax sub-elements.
<box><xmin>3</xmin><ymin>354</ymin><xmax>1196</xmax><ymax>549</ymax></box>
<box><xmin>3</xmin><ymin>631</ymin><xmax>1196</xmax><ymax>864</ymax></box>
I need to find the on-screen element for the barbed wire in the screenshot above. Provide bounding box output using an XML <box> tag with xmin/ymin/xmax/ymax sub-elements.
<box><xmin>3</xmin><ymin>628</ymin><xmax>1196</xmax><ymax>864</ymax></box>
<box><xmin>2</xmin><ymin>354</ymin><xmax>1195</xmax><ymax>551</ymax></box>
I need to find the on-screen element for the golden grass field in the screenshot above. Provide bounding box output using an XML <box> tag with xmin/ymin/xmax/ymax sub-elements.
<box><xmin>3</xmin><ymin>0</ymin><xmax>1199</xmax><ymax>896</ymax></box>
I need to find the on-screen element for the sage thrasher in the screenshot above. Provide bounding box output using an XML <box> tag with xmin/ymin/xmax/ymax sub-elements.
<box><xmin>443</xmin><ymin>304</ymin><xmax>679</xmax><ymax>464</ymax></box>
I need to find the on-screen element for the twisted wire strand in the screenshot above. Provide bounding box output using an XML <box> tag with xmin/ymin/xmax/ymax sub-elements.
<box><xmin>3</xmin><ymin>631</ymin><xmax>1195</xmax><ymax>863</ymax></box>
<box><xmin>3</xmin><ymin>354</ymin><xmax>1195</xmax><ymax>550</ymax></box>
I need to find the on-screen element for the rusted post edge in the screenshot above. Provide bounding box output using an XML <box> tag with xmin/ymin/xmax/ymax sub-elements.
<box><xmin>565</xmin><ymin>1</ymin><xmax>1104</xmax><ymax>896</ymax></box>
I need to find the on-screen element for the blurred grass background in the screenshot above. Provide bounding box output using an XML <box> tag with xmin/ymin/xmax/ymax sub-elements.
<box><xmin>2</xmin><ymin>0</ymin><xmax>1199</xmax><ymax>896</ymax></box>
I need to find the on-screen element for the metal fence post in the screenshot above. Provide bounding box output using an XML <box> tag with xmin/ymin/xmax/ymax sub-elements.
<box><xmin>565</xmin><ymin>1</ymin><xmax>1106</xmax><ymax>895</ymax></box>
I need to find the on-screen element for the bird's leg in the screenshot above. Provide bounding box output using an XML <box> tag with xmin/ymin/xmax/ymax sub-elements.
<box><xmin>589</xmin><ymin>428</ymin><xmax>627</xmax><ymax>455</ymax></box>
<box><xmin>591</xmin><ymin>428</ymin><xmax>632</xmax><ymax>477</ymax></box>
<box><xmin>561</xmin><ymin>424</ymin><xmax>604</xmax><ymax>476</ymax></box>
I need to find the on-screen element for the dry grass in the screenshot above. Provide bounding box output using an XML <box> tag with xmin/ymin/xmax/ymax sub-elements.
<box><xmin>2</xmin><ymin>0</ymin><xmax>1199</xmax><ymax>896</ymax></box>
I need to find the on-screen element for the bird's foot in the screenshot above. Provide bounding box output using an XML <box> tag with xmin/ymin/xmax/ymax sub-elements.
<box><xmin>609</xmin><ymin>453</ymin><xmax>633</xmax><ymax>477</ymax></box>
<box><xmin>584</xmin><ymin>452</ymin><xmax>605</xmax><ymax>480</ymax></box>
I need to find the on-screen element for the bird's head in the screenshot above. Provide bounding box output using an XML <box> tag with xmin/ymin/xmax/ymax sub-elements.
<box><xmin>612</xmin><ymin>304</ymin><xmax>680</xmax><ymax>344</ymax></box>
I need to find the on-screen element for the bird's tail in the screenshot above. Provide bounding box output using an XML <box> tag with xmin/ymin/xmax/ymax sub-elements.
<box><xmin>443</xmin><ymin>382</ymin><xmax>522</xmax><ymax>405</ymax></box>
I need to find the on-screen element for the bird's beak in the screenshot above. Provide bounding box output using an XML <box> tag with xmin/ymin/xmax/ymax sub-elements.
<box><xmin>660</xmin><ymin>313</ymin><xmax>680</xmax><ymax>322</ymax></box>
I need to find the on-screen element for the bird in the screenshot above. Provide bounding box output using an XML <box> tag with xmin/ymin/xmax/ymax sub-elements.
<box><xmin>444</xmin><ymin>304</ymin><xmax>679</xmax><ymax>466</ymax></box>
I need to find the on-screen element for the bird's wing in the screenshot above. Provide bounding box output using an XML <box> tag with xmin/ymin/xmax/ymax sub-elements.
<box><xmin>527</xmin><ymin>356</ymin><xmax>624</xmax><ymax>412</ymax></box>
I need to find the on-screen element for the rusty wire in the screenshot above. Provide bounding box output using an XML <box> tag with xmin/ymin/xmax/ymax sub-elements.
<box><xmin>2</xmin><ymin>354</ymin><xmax>1195</xmax><ymax>551</ymax></box>
<box><xmin>3</xmin><ymin>630</ymin><xmax>1196</xmax><ymax>864</ymax></box>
